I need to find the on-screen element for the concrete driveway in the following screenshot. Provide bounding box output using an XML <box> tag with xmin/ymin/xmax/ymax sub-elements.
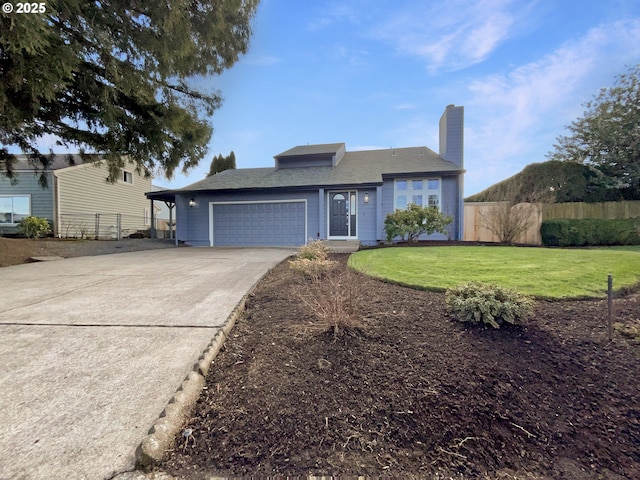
<box><xmin>0</xmin><ymin>247</ymin><xmax>294</xmax><ymax>480</ymax></box>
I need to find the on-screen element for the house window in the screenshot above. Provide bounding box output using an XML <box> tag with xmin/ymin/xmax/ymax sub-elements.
<box><xmin>144</xmin><ymin>208</ymin><xmax>150</xmax><ymax>226</ymax></box>
<box><xmin>0</xmin><ymin>195</ymin><xmax>30</xmax><ymax>224</ymax></box>
<box><xmin>394</xmin><ymin>178</ymin><xmax>441</xmax><ymax>210</ymax></box>
<box><xmin>122</xmin><ymin>171</ymin><xmax>133</xmax><ymax>184</ymax></box>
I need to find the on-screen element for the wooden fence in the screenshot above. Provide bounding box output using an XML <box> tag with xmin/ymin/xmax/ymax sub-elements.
<box><xmin>542</xmin><ymin>200</ymin><xmax>640</xmax><ymax>220</ymax></box>
<box><xmin>464</xmin><ymin>202</ymin><xmax>542</xmax><ymax>245</ymax></box>
<box><xmin>463</xmin><ymin>200</ymin><xmax>640</xmax><ymax>245</ymax></box>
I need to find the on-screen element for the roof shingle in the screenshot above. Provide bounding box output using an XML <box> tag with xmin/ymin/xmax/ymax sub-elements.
<box><xmin>177</xmin><ymin>145</ymin><xmax>462</xmax><ymax>193</ymax></box>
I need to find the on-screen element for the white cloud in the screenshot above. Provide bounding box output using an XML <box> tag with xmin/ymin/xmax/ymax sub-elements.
<box><xmin>462</xmin><ymin>18</ymin><xmax>640</xmax><ymax>193</ymax></box>
<box><xmin>308</xmin><ymin>0</ymin><xmax>524</xmax><ymax>71</ymax></box>
<box><xmin>370</xmin><ymin>0</ymin><xmax>523</xmax><ymax>71</ymax></box>
<box><xmin>307</xmin><ymin>3</ymin><xmax>362</xmax><ymax>31</ymax></box>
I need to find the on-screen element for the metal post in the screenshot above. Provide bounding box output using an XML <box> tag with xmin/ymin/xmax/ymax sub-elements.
<box><xmin>116</xmin><ymin>213</ymin><xmax>122</xmax><ymax>242</ymax></box>
<box><xmin>150</xmin><ymin>199</ymin><xmax>156</xmax><ymax>239</ymax></box>
<box><xmin>95</xmin><ymin>213</ymin><xmax>99</xmax><ymax>240</ymax></box>
<box><xmin>607</xmin><ymin>274</ymin><xmax>613</xmax><ymax>341</ymax></box>
<box><xmin>167</xmin><ymin>202</ymin><xmax>174</xmax><ymax>240</ymax></box>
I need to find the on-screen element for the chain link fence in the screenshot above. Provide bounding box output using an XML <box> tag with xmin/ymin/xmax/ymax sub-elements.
<box><xmin>58</xmin><ymin>213</ymin><xmax>173</xmax><ymax>240</ymax></box>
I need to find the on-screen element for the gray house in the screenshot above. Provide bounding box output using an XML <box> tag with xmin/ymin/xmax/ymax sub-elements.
<box><xmin>148</xmin><ymin>105</ymin><xmax>465</xmax><ymax>247</ymax></box>
<box><xmin>0</xmin><ymin>155</ymin><xmax>153</xmax><ymax>237</ymax></box>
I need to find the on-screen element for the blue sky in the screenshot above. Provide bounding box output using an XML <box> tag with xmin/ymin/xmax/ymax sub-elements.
<box><xmin>45</xmin><ymin>1</ymin><xmax>640</xmax><ymax>195</ymax></box>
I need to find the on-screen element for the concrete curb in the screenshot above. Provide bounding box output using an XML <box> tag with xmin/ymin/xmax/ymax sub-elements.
<box><xmin>134</xmin><ymin>294</ymin><xmax>249</xmax><ymax>471</ymax></box>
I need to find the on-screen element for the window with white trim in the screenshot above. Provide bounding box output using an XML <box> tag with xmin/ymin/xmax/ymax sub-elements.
<box><xmin>122</xmin><ymin>171</ymin><xmax>133</xmax><ymax>184</ymax></box>
<box><xmin>0</xmin><ymin>195</ymin><xmax>30</xmax><ymax>224</ymax></box>
<box><xmin>394</xmin><ymin>178</ymin><xmax>441</xmax><ymax>210</ymax></box>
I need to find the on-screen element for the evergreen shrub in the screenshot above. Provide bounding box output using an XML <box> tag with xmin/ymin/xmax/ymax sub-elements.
<box><xmin>541</xmin><ymin>218</ymin><xmax>640</xmax><ymax>246</ymax></box>
<box><xmin>446</xmin><ymin>282</ymin><xmax>533</xmax><ymax>329</ymax></box>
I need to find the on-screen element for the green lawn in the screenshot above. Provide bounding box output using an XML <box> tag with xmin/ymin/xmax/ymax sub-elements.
<box><xmin>348</xmin><ymin>246</ymin><xmax>640</xmax><ymax>300</ymax></box>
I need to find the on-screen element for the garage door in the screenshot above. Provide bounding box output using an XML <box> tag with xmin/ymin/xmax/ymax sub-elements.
<box><xmin>212</xmin><ymin>201</ymin><xmax>306</xmax><ymax>246</ymax></box>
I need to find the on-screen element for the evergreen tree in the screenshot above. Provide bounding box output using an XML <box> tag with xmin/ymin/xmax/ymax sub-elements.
<box><xmin>547</xmin><ymin>64</ymin><xmax>640</xmax><ymax>200</ymax></box>
<box><xmin>207</xmin><ymin>151</ymin><xmax>237</xmax><ymax>176</ymax></box>
<box><xmin>0</xmin><ymin>0</ymin><xmax>259</xmax><ymax>184</ymax></box>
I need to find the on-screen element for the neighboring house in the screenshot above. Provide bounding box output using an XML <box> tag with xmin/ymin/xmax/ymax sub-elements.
<box><xmin>148</xmin><ymin>105</ymin><xmax>465</xmax><ymax>247</ymax></box>
<box><xmin>0</xmin><ymin>154</ymin><xmax>153</xmax><ymax>238</ymax></box>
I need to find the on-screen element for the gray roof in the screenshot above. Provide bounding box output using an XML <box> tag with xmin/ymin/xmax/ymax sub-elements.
<box><xmin>10</xmin><ymin>154</ymin><xmax>102</xmax><ymax>171</ymax></box>
<box><xmin>176</xmin><ymin>145</ymin><xmax>462</xmax><ymax>193</ymax></box>
<box><xmin>275</xmin><ymin>143</ymin><xmax>345</xmax><ymax>158</ymax></box>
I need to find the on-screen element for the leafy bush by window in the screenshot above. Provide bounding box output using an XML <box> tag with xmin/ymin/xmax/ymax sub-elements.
<box><xmin>384</xmin><ymin>204</ymin><xmax>452</xmax><ymax>242</ymax></box>
<box><xmin>445</xmin><ymin>281</ymin><xmax>533</xmax><ymax>329</ymax></box>
<box><xmin>17</xmin><ymin>216</ymin><xmax>51</xmax><ymax>239</ymax></box>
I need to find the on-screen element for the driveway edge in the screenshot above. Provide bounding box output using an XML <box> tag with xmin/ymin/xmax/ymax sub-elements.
<box><xmin>134</xmin><ymin>291</ymin><xmax>249</xmax><ymax>471</ymax></box>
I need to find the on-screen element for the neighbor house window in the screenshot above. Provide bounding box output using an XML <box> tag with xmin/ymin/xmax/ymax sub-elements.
<box><xmin>0</xmin><ymin>195</ymin><xmax>30</xmax><ymax>224</ymax></box>
<box><xmin>122</xmin><ymin>171</ymin><xmax>133</xmax><ymax>184</ymax></box>
<box><xmin>394</xmin><ymin>178</ymin><xmax>441</xmax><ymax>210</ymax></box>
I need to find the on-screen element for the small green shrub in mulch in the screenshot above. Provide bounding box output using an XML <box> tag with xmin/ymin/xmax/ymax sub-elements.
<box><xmin>613</xmin><ymin>320</ymin><xmax>640</xmax><ymax>344</ymax></box>
<box><xmin>445</xmin><ymin>281</ymin><xmax>534</xmax><ymax>329</ymax></box>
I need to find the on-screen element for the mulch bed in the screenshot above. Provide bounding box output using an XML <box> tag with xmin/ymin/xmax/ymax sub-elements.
<box><xmin>160</xmin><ymin>255</ymin><xmax>640</xmax><ymax>479</ymax></box>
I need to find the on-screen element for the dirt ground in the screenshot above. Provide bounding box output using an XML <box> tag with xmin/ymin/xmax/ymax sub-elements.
<box><xmin>0</xmin><ymin>236</ymin><xmax>177</xmax><ymax>267</ymax></box>
<box><xmin>160</xmin><ymin>255</ymin><xmax>640</xmax><ymax>480</ymax></box>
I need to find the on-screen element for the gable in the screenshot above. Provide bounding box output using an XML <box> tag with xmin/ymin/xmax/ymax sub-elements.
<box><xmin>274</xmin><ymin>143</ymin><xmax>346</xmax><ymax>169</ymax></box>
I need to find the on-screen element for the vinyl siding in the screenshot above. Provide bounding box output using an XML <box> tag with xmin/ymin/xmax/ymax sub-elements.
<box><xmin>357</xmin><ymin>189</ymin><xmax>377</xmax><ymax>245</ymax></box>
<box><xmin>175</xmin><ymin>176</ymin><xmax>462</xmax><ymax>246</ymax></box>
<box><xmin>0</xmin><ymin>172</ymin><xmax>55</xmax><ymax>234</ymax></box>
<box><xmin>55</xmin><ymin>162</ymin><xmax>152</xmax><ymax>229</ymax></box>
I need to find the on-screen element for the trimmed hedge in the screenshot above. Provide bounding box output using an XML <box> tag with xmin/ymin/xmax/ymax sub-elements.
<box><xmin>541</xmin><ymin>218</ymin><xmax>640</xmax><ymax>246</ymax></box>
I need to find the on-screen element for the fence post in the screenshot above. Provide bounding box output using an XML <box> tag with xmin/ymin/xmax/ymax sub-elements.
<box><xmin>607</xmin><ymin>274</ymin><xmax>613</xmax><ymax>341</ymax></box>
<box><xmin>95</xmin><ymin>213</ymin><xmax>100</xmax><ymax>240</ymax></box>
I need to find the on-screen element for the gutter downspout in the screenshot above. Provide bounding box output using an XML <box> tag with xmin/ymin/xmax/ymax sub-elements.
<box><xmin>53</xmin><ymin>171</ymin><xmax>60</xmax><ymax>237</ymax></box>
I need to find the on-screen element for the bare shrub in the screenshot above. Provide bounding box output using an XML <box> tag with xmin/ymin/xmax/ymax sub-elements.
<box><xmin>289</xmin><ymin>240</ymin><xmax>336</xmax><ymax>277</ymax></box>
<box><xmin>480</xmin><ymin>184</ymin><xmax>551</xmax><ymax>244</ymax></box>
<box><xmin>294</xmin><ymin>265</ymin><xmax>367</xmax><ymax>338</ymax></box>
<box><xmin>296</xmin><ymin>239</ymin><xmax>330</xmax><ymax>260</ymax></box>
<box><xmin>289</xmin><ymin>257</ymin><xmax>337</xmax><ymax>277</ymax></box>
<box><xmin>480</xmin><ymin>201</ymin><xmax>537</xmax><ymax>244</ymax></box>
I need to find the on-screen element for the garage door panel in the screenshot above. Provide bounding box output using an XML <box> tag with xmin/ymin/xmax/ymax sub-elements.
<box><xmin>212</xmin><ymin>202</ymin><xmax>306</xmax><ymax>246</ymax></box>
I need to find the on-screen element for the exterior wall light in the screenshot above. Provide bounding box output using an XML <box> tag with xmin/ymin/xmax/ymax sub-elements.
<box><xmin>188</xmin><ymin>198</ymin><xmax>196</xmax><ymax>207</ymax></box>
<box><xmin>364</xmin><ymin>192</ymin><xmax>369</xmax><ymax>203</ymax></box>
